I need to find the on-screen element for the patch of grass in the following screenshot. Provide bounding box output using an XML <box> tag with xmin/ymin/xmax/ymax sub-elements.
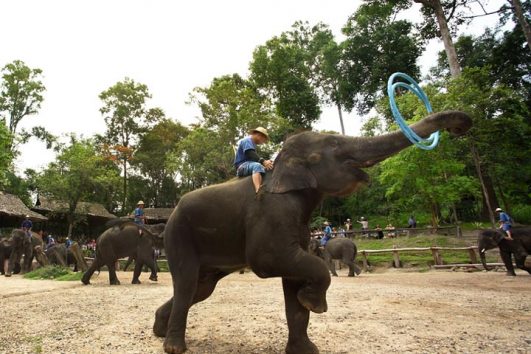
<box><xmin>24</xmin><ymin>265</ymin><xmax>82</xmax><ymax>281</ymax></box>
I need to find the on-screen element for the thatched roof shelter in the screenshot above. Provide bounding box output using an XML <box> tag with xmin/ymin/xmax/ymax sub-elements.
<box><xmin>0</xmin><ymin>191</ymin><xmax>48</xmax><ymax>222</ymax></box>
<box><xmin>33</xmin><ymin>196</ymin><xmax>116</xmax><ymax>219</ymax></box>
<box><xmin>129</xmin><ymin>207</ymin><xmax>173</xmax><ymax>224</ymax></box>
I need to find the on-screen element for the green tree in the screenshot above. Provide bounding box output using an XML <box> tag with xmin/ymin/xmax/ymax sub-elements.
<box><xmin>99</xmin><ymin>78</ymin><xmax>163</xmax><ymax>212</ymax></box>
<box><xmin>0</xmin><ymin>60</ymin><xmax>52</xmax><ymax>153</ymax></box>
<box><xmin>341</xmin><ymin>2</ymin><xmax>422</xmax><ymax>114</ymax></box>
<box><xmin>0</xmin><ymin>122</ymin><xmax>13</xmax><ymax>187</ymax></box>
<box><xmin>38</xmin><ymin>137</ymin><xmax>120</xmax><ymax>236</ymax></box>
<box><xmin>250</xmin><ymin>22</ymin><xmax>327</xmax><ymax>130</ymax></box>
<box><xmin>130</xmin><ymin>119</ymin><xmax>189</xmax><ymax>207</ymax></box>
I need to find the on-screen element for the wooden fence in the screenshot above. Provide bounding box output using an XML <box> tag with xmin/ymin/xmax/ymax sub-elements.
<box><xmin>358</xmin><ymin>245</ymin><xmax>500</xmax><ymax>271</ymax></box>
<box><xmin>314</xmin><ymin>225</ymin><xmax>462</xmax><ymax>239</ymax></box>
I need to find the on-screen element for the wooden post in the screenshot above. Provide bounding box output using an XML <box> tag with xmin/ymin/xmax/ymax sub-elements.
<box><xmin>456</xmin><ymin>225</ymin><xmax>462</xmax><ymax>238</ymax></box>
<box><xmin>392</xmin><ymin>246</ymin><xmax>401</xmax><ymax>268</ymax></box>
<box><xmin>361</xmin><ymin>251</ymin><xmax>369</xmax><ymax>272</ymax></box>
<box><xmin>468</xmin><ymin>248</ymin><xmax>478</xmax><ymax>264</ymax></box>
<box><xmin>431</xmin><ymin>247</ymin><xmax>443</xmax><ymax>265</ymax></box>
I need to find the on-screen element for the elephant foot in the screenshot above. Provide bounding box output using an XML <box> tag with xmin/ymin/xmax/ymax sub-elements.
<box><xmin>149</xmin><ymin>275</ymin><xmax>158</xmax><ymax>281</ymax></box>
<box><xmin>5</xmin><ymin>273</ymin><xmax>12</xmax><ymax>277</ymax></box>
<box><xmin>331</xmin><ymin>273</ymin><xmax>338</xmax><ymax>277</ymax></box>
<box><xmin>132</xmin><ymin>279</ymin><xmax>141</xmax><ymax>284</ymax></box>
<box><xmin>163</xmin><ymin>336</ymin><xmax>187</xmax><ymax>354</ymax></box>
<box><xmin>348</xmin><ymin>273</ymin><xmax>355</xmax><ymax>277</ymax></box>
<box><xmin>297</xmin><ymin>287</ymin><xmax>327</xmax><ymax>314</ymax></box>
<box><xmin>506</xmin><ymin>272</ymin><xmax>517</xmax><ymax>276</ymax></box>
<box><xmin>110</xmin><ymin>279</ymin><xmax>121</xmax><ymax>285</ymax></box>
<box><xmin>286</xmin><ymin>337</ymin><xmax>319</xmax><ymax>354</ymax></box>
<box><xmin>81</xmin><ymin>275</ymin><xmax>91</xmax><ymax>285</ymax></box>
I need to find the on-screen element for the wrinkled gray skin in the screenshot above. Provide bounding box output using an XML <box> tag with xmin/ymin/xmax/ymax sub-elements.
<box><xmin>154</xmin><ymin>111</ymin><xmax>472</xmax><ymax>354</ymax></box>
<box><xmin>478</xmin><ymin>227</ymin><xmax>531</xmax><ymax>276</ymax></box>
<box><xmin>308</xmin><ymin>238</ymin><xmax>361</xmax><ymax>277</ymax></box>
<box><xmin>4</xmin><ymin>230</ymin><xmax>48</xmax><ymax>276</ymax></box>
<box><xmin>46</xmin><ymin>242</ymin><xmax>88</xmax><ymax>272</ymax></box>
<box><xmin>0</xmin><ymin>237</ymin><xmax>21</xmax><ymax>275</ymax></box>
<box><xmin>81</xmin><ymin>221</ymin><xmax>165</xmax><ymax>285</ymax></box>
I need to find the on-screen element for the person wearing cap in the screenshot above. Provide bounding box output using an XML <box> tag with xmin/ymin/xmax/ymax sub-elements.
<box><xmin>233</xmin><ymin>127</ymin><xmax>274</xmax><ymax>193</ymax></box>
<box><xmin>134</xmin><ymin>201</ymin><xmax>145</xmax><ymax>225</ymax></box>
<box><xmin>321</xmin><ymin>221</ymin><xmax>333</xmax><ymax>246</ymax></box>
<box><xmin>495</xmin><ymin>207</ymin><xmax>513</xmax><ymax>240</ymax></box>
<box><xmin>21</xmin><ymin>215</ymin><xmax>33</xmax><ymax>240</ymax></box>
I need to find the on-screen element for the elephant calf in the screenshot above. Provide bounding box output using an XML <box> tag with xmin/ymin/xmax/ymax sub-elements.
<box><xmin>478</xmin><ymin>226</ymin><xmax>531</xmax><ymax>276</ymax></box>
<box><xmin>309</xmin><ymin>238</ymin><xmax>361</xmax><ymax>277</ymax></box>
<box><xmin>81</xmin><ymin>221</ymin><xmax>165</xmax><ymax>285</ymax></box>
<box><xmin>46</xmin><ymin>242</ymin><xmax>88</xmax><ymax>272</ymax></box>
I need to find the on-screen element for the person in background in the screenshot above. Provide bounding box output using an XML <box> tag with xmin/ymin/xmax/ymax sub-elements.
<box><xmin>358</xmin><ymin>217</ymin><xmax>369</xmax><ymax>236</ymax></box>
<box><xmin>385</xmin><ymin>223</ymin><xmax>396</xmax><ymax>238</ymax></box>
<box><xmin>408</xmin><ymin>215</ymin><xmax>417</xmax><ymax>228</ymax></box>
<box><xmin>321</xmin><ymin>222</ymin><xmax>333</xmax><ymax>246</ymax></box>
<box><xmin>21</xmin><ymin>215</ymin><xmax>33</xmax><ymax>239</ymax></box>
<box><xmin>65</xmin><ymin>237</ymin><xmax>73</xmax><ymax>248</ymax></box>
<box><xmin>495</xmin><ymin>207</ymin><xmax>513</xmax><ymax>240</ymax></box>
<box><xmin>45</xmin><ymin>233</ymin><xmax>56</xmax><ymax>250</ymax></box>
<box><xmin>375</xmin><ymin>225</ymin><xmax>384</xmax><ymax>239</ymax></box>
<box><xmin>134</xmin><ymin>200</ymin><xmax>146</xmax><ymax>225</ymax></box>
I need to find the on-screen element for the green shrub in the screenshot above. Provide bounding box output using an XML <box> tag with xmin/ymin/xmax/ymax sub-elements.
<box><xmin>24</xmin><ymin>265</ymin><xmax>82</xmax><ymax>281</ymax></box>
<box><xmin>512</xmin><ymin>204</ymin><xmax>531</xmax><ymax>225</ymax></box>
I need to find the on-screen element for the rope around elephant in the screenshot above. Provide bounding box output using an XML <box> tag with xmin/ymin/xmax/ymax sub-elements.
<box><xmin>387</xmin><ymin>72</ymin><xmax>439</xmax><ymax>150</ymax></box>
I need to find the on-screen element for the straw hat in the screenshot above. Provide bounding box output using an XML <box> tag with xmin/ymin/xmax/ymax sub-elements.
<box><xmin>495</xmin><ymin>207</ymin><xmax>502</xmax><ymax>212</ymax></box>
<box><xmin>137</xmin><ymin>200</ymin><xmax>145</xmax><ymax>205</ymax></box>
<box><xmin>249</xmin><ymin>127</ymin><xmax>269</xmax><ymax>140</ymax></box>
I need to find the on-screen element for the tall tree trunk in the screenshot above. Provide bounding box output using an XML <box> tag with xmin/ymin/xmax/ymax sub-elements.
<box><xmin>122</xmin><ymin>159</ymin><xmax>128</xmax><ymax>213</ymax></box>
<box><xmin>510</xmin><ymin>0</ymin><xmax>531</xmax><ymax>51</ymax></box>
<box><xmin>415</xmin><ymin>0</ymin><xmax>462</xmax><ymax>77</ymax></box>
<box><xmin>470</xmin><ymin>142</ymin><xmax>496</xmax><ymax>227</ymax></box>
<box><xmin>337</xmin><ymin>102</ymin><xmax>345</xmax><ymax>135</ymax></box>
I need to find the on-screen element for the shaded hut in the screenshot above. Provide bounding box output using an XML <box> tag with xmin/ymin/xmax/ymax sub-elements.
<box><xmin>0</xmin><ymin>191</ymin><xmax>48</xmax><ymax>234</ymax></box>
<box><xmin>32</xmin><ymin>196</ymin><xmax>116</xmax><ymax>241</ymax></box>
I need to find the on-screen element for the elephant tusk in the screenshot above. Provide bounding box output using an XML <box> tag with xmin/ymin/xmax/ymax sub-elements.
<box><xmin>480</xmin><ymin>248</ymin><xmax>485</xmax><ymax>253</ymax></box>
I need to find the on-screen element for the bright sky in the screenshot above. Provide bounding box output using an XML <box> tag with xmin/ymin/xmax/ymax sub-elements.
<box><xmin>0</xmin><ymin>0</ymin><xmax>505</xmax><ymax>173</ymax></box>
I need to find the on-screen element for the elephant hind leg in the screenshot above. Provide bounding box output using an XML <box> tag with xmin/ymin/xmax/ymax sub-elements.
<box><xmin>132</xmin><ymin>261</ymin><xmax>143</xmax><ymax>284</ymax></box>
<box><xmin>81</xmin><ymin>258</ymin><xmax>100</xmax><ymax>285</ymax></box>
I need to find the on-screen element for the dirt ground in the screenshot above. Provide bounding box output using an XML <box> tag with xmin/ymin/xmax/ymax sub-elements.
<box><xmin>0</xmin><ymin>268</ymin><xmax>530</xmax><ymax>354</ymax></box>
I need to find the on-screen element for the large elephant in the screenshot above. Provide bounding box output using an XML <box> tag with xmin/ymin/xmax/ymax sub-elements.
<box><xmin>45</xmin><ymin>242</ymin><xmax>88</xmax><ymax>272</ymax></box>
<box><xmin>4</xmin><ymin>229</ymin><xmax>48</xmax><ymax>276</ymax></box>
<box><xmin>478</xmin><ymin>227</ymin><xmax>531</xmax><ymax>276</ymax></box>
<box><xmin>153</xmin><ymin>110</ymin><xmax>472</xmax><ymax>354</ymax></box>
<box><xmin>308</xmin><ymin>238</ymin><xmax>361</xmax><ymax>277</ymax></box>
<box><xmin>81</xmin><ymin>221</ymin><xmax>165</xmax><ymax>285</ymax></box>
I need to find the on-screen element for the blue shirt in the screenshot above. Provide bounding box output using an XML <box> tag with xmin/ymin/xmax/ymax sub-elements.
<box><xmin>234</xmin><ymin>136</ymin><xmax>257</xmax><ymax>168</ymax></box>
<box><xmin>134</xmin><ymin>207</ymin><xmax>144</xmax><ymax>224</ymax></box>
<box><xmin>21</xmin><ymin>219</ymin><xmax>32</xmax><ymax>229</ymax></box>
<box><xmin>321</xmin><ymin>225</ymin><xmax>332</xmax><ymax>246</ymax></box>
<box><xmin>499</xmin><ymin>212</ymin><xmax>512</xmax><ymax>225</ymax></box>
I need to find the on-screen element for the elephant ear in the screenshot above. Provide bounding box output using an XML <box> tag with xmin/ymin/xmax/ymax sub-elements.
<box><xmin>265</xmin><ymin>150</ymin><xmax>317</xmax><ymax>194</ymax></box>
<box><xmin>493</xmin><ymin>230</ymin><xmax>505</xmax><ymax>245</ymax></box>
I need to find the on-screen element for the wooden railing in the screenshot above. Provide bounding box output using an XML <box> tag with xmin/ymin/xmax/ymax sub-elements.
<box><xmin>358</xmin><ymin>245</ymin><xmax>498</xmax><ymax>271</ymax></box>
<box><xmin>313</xmin><ymin>225</ymin><xmax>462</xmax><ymax>239</ymax></box>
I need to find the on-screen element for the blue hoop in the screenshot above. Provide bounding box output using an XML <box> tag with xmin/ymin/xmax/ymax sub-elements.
<box><xmin>387</xmin><ymin>72</ymin><xmax>439</xmax><ymax>150</ymax></box>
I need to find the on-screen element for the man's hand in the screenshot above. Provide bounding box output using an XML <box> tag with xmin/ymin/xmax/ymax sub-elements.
<box><xmin>263</xmin><ymin>159</ymin><xmax>274</xmax><ymax>170</ymax></box>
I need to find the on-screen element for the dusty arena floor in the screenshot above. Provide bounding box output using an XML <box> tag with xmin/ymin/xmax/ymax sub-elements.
<box><xmin>1</xmin><ymin>268</ymin><xmax>530</xmax><ymax>354</ymax></box>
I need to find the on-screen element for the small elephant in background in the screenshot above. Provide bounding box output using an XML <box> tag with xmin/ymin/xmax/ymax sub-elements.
<box><xmin>478</xmin><ymin>226</ymin><xmax>531</xmax><ymax>276</ymax></box>
<box><xmin>81</xmin><ymin>221</ymin><xmax>165</xmax><ymax>285</ymax></box>
<box><xmin>309</xmin><ymin>238</ymin><xmax>362</xmax><ymax>277</ymax></box>
<box><xmin>46</xmin><ymin>242</ymin><xmax>88</xmax><ymax>272</ymax></box>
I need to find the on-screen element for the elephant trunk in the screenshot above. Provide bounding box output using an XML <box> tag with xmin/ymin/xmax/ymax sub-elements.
<box><xmin>350</xmin><ymin>111</ymin><xmax>472</xmax><ymax>167</ymax></box>
<box><xmin>479</xmin><ymin>251</ymin><xmax>493</xmax><ymax>271</ymax></box>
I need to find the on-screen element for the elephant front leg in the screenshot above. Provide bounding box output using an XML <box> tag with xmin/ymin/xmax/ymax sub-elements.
<box><xmin>251</xmin><ymin>248</ymin><xmax>330</xmax><ymax>314</ymax></box>
<box><xmin>325</xmin><ymin>254</ymin><xmax>338</xmax><ymax>277</ymax></box>
<box><xmin>500</xmin><ymin>251</ymin><xmax>516</xmax><ymax>276</ymax></box>
<box><xmin>282</xmin><ymin>278</ymin><xmax>319</xmax><ymax>354</ymax></box>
